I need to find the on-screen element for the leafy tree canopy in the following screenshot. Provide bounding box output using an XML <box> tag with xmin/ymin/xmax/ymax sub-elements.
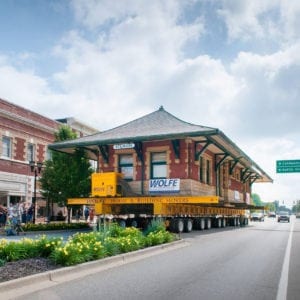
<box><xmin>251</xmin><ymin>193</ymin><xmax>263</xmax><ymax>206</ymax></box>
<box><xmin>40</xmin><ymin>125</ymin><xmax>93</xmax><ymax>209</ymax></box>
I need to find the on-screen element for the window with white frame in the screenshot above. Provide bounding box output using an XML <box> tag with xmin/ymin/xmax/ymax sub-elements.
<box><xmin>46</xmin><ymin>148</ymin><xmax>52</xmax><ymax>161</ymax></box>
<box><xmin>27</xmin><ymin>143</ymin><xmax>35</xmax><ymax>162</ymax></box>
<box><xmin>119</xmin><ymin>154</ymin><xmax>133</xmax><ymax>180</ymax></box>
<box><xmin>151</xmin><ymin>152</ymin><xmax>167</xmax><ymax>179</ymax></box>
<box><xmin>2</xmin><ymin>136</ymin><xmax>11</xmax><ymax>158</ymax></box>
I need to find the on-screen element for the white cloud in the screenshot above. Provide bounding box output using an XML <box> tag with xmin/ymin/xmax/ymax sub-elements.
<box><xmin>249</xmin><ymin>137</ymin><xmax>300</xmax><ymax>206</ymax></box>
<box><xmin>0</xmin><ymin>56</ymin><xmax>68</xmax><ymax>120</ymax></box>
<box><xmin>0</xmin><ymin>0</ymin><xmax>300</xmax><ymax>205</ymax></box>
<box><xmin>218</xmin><ymin>0</ymin><xmax>279</xmax><ymax>40</ymax></box>
<box><xmin>50</xmin><ymin>1</ymin><xmax>206</xmax><ymax>128</ymax></box>
<box><xmin>71</xmin><ymin>0</ymin><xmax>182</xmax><ymax>30</ymax></box>
<box><xmin>227</xmin><ymin>43</ymin><xmax>300</xmax><ymax>139</ymax></box>
<box><xmin>218</xmin><ymin>0</ymin><xmax>300</xmax><ymax>44</ymax></box>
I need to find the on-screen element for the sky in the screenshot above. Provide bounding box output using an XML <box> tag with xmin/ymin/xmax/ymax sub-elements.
<box><xmin>0</xmin><ymin>0</ymin><xmax>299</xmax><ymax>208</ymax></box>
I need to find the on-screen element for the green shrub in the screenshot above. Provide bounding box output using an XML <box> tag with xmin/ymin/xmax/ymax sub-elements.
<box><xmin>50</xmin><ymin>235</ymin><xmax>106</xmax><ymax>266</ymax></box>
<box><xmin>34</xmin><ymin>235</ymin><xmax>63</xmax><ymax>257</ymax></box>
<box><xmin>103</xmin><ymin>237</ymin><xmax>122</xmax><ymax>256</ymax></box>
<box><xmin>0</xmin><ymin>236</ymin><xmax>63</xmax><ymax>262</ymax></box>
<box><xmin>143</xmin><ymin>219</ymin><xmax>166</xmax><ymax>236</ymax></box>
<box><xmin>145</xmin><ymin>228</ymin><xmax>175</xmax><ymax>246</ymax></box>
<box><xmin>0</xmin><ymin>258</ymin><xmax>5</xmax><ymax>267</ymax></box>
<box><xmin>22</xmin><ymin>222</ymin><xmax>90</xmax><ymax>232</ymax></box>
<box><xmin>0</xmin><ymin>224</ymin><xmax>176</xmax><ymax>267</ymax></box>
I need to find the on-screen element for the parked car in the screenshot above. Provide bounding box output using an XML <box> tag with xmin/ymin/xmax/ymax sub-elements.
<box><xmin>278</xmin><ymin>211</ymin><xmax>290</xmax><ymax>222</ymax></box>
<box><xmin>296</xmin><ymin>212</ymin><xmax>300</xmax><ymax>219</ymax></box>
<box><xmin>250</xmin><ymin>212</ymin><xmax>264</xmax><ymax>222</ymax></box>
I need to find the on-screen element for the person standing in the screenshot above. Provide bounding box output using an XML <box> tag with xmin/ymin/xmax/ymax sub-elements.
<box><xmin>5</xmin><ymin>216</ymin><xmax>16</xmax><ymax>236</ymax></box>
<box><xmin>84</xmin><ymin>207</ymin><xmax>89</xmax><ymax>221</ymax></box>
<box><xmin>7</xmin><ymin>203</ymin><xmax>14</xmax><ymax>218</ymax></box>
<box><xmin>27</xmin><ymin>204</ymin><xmax>33</xmax><ymax>223</ymax></box>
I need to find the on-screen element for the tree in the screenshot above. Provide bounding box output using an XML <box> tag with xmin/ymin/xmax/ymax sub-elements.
<box><xmin>251</xmin><ymin>193</ymin><xmax>263</xmax><ymax>206</ymax></box>
<box><xmin>274</xmin><ymin>200</ymin><xmax>280</xmax><ymax>212</ymax></box>
<box><xmin>264</xmin><ymin>202</ymin><xmax>275</xmax><ymax>212</ymax></box>
<box><xmin>40</xmin><ymin>125</ymin><xmax>93</xmax><ymax>222</ymax></box>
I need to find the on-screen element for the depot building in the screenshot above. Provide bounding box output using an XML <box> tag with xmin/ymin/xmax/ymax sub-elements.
<box><xmin>49</xmin><ymin>106</ymin><xmax>272</xmax><ymax>207</ymax></box>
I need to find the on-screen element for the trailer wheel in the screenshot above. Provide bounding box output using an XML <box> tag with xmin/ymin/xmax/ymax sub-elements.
<box><xmin>205</xmin><ymin>218</ymin><xmax>211</xmax><ymax>229</ymax></box>
<box><xmin>194</xmin><ymin>218</ymin><xmax>205</xmax><ymax>230</ymax></box>
<box><xmin>233</xmin><ymin>218</ymin><xmax>237</xmax><ymax>226</ymax></box>
<box><xmin>174</xmin><ymin>219</ymin><xmax>184</xmax><ymax>233</ymax></box>
<box><xmin>222</xmin><ymin>218</ymin><xmax>226</xmax><ymax>227</ymax></box>
<box><xmin>193</xmin><ymin>218</ymin><xmax>200</xmax><ymax>230</ymax></box>
<box><xmin>215</xmin><ymin>218</ymin><xmax>222</xmax><ymax>228</ymax></box>
<box><xmin>200</xmin><ymin>218</ymin><xmax>205</xmax><ymax>230</ymax></box>
<box><xmin>131</xmin><ymin>220</ymin><xmax>138</xmax><ymax>228</ymax></box>
<box><xmin>184</xmin><ymin>219</ymin><xmax>193</xmax><ymax>232</ymax></box>
<box><xmin>119</xmin><ymin>220</ymin><xmax>126</xmax><ymax>228</ymax></box>
<box><xmin>169</xmin><ymin>219</ymin><xmax>175</xmax><ymax>232</ymax></box>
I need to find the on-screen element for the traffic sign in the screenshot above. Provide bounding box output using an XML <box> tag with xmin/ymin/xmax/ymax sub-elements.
<box><xmin>276</xmin><ymin>160</ymin><xmax>300</xmax><ymax>173</ymax></box>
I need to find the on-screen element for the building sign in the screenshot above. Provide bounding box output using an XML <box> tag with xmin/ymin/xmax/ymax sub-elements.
<box><xmin>149</xmin><ymin>178</ymin><xmax>180</xmax><ymax>194</ymax></box>
<box><xmin>276</xmin><ymin>160</ymin><xmax>300</xmax><ymax>173</ymax></box>
<box><xmin>113</xmin><ymin>143</ymin><xmax>135</xmax><ymax>150</ymax></box>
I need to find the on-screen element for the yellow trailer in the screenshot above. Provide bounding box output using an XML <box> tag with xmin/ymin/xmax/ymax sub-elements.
<box><xmin>68</xmin><ymin>172</ymin><xmax>249</xmax><ymax>233</ymax></box>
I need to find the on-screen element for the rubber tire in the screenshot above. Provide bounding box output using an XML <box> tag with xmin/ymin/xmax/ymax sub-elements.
<box><xmin>205</xmin><ymin>218</ymin><xmax>211</xmax><ymax>229</ymax></box>
<box><xmin>200</xmin><ymin>218</ymin><xmax>205</xmax><ymax>230</ymax></box>
<box><xmin>234</xmin><ymin>218</ymin><xmax>238</xmax><ymax>226</ymax></box>
<box><xmin>222</xmin><ymin>218</ymin><xmax>226</xmax><ymax>227</ymax></box>
<box><xmin>119</xmin><ymin>220</ymin><xmax>126</xmax><ymax>228</ymax></box>
<box><xmin>193</xmin><ymin>218</ymin><xmax>201</xmax><ymax>230</ymax></box>
<box><xmin>169</xmin><ymin>219</ymin><xmax>176</xmax><ymax>232</ymax></box>
<box><xmin>131</xmin><ymin>220</ymin><xmax>138</xmax><ymax>227</ymax></box>
<box><xmin>184</xmin><ymin>219</ymin><xmax>193</xmax><ymax>232</ymax></box>
<box><xmin>175</xmin><ymin>219</ymin><xmax>184</xmax><ymax>233</ymax></box>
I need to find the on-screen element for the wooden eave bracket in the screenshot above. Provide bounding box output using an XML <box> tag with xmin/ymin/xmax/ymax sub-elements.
<box><xmin>250</xmin><ymin>175</ymin><xmax>260</xmax><ymax>185</ymax></box>
<box><xmin>134</xmin><ymin>142</ymin><xmax>143</xmax><ymax>162</ymax></box>
<box><xmin>172</xmin><ymin>139</ymin><xmax>180</xmax><ymax>159</ymax></box>
<box><xmin>215</xmin><ymin>153</ymin><xmax>229</xmax><ymax>170</ymax></box>
<box><xmin>84</xmin><ymin>147</ymin><xmax>99</xmax><ymax>160</ymax></box>
<box><xmin>229</xmin><ymin>159</ymin><xmax>239</xmax><ymax>175</ymax></box>
<box><xmin>195</xmin><ymin>140</ymin><xmax>211</xmax><ymax>161</ymax></box>
<box><xmin>241</xmin><ymin>168</ymin><xmax>259</xmax><ymax>183</ymax></box>
<box><xmin>98</xmin><ymin>145</ymin><xmax>109</xmax><ymax>164</ymax></box>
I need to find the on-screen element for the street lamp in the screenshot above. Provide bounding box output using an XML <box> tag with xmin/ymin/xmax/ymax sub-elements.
<box><xmin>29</xmin><ymin>161</ymin><xmax>43</xmax><ymax>224</ymax></box>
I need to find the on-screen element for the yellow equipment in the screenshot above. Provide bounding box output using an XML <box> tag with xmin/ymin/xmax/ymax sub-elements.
<box><xmin>68</xmin><ymin>172</ymin><xmax>249</xmax><ymax>233</ymax></box>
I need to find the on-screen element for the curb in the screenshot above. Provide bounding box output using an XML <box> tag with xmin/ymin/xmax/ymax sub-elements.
<box><xmin>0</xmin><ymin>239</ymin><xmax>188</xmax><ymax>297</ymax></box>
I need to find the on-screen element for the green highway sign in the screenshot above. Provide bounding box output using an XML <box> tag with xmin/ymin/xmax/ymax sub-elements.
<box><xmin>276</xmin><ymin>160</ymin><xmax>300</xmax><ymax>173</ymax></box>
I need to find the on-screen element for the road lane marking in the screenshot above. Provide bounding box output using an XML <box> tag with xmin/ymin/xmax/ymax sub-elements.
<box><xmin>276</xmin><ymin>220</ymin><xmax>294</xmax><ymax>300</ymax></box>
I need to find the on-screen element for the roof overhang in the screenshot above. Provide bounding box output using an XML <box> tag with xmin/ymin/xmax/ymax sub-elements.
<box><xmin>48</xmin><ymin>108</ymin><xmax>272</xmax><ymax>184</ymax></box>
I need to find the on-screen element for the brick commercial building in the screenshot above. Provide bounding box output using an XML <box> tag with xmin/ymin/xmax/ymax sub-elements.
<box><xmin>0</xmin><ymin>98</ymin><xmax>98</xmax><ymax>220</ymax></box>
<box><xmin>50</xmin><ymin>106</ymin><xmax>273</xmax><ymax>207</ymax></box>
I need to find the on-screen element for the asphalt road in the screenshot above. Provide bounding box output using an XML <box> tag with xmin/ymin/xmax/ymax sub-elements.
<box><xmin>2</xmin><ymin>216</ymin><xmax>300</xmax><ymax>300</ymax></box>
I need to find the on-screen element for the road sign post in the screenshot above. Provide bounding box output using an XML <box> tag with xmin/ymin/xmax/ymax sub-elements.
<box><xmin>276</xmin><ymin>160</ymin><xmax>300</xmax><ymax>173</ymax></box>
